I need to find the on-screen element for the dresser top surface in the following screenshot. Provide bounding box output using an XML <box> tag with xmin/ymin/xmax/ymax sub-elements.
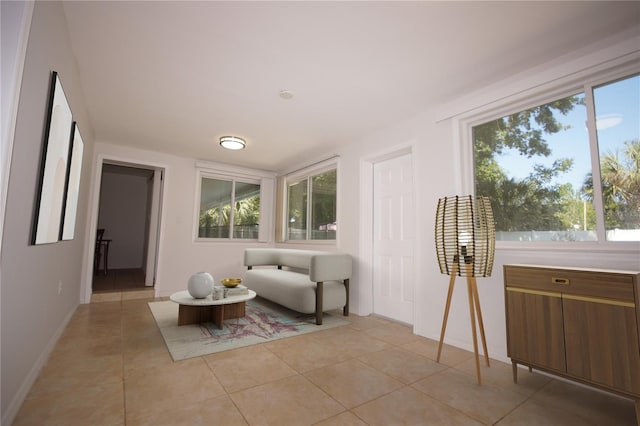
<box><xmin>504</xmin><ymin>264</ymin><xmax>640</xmax><ymax>275</ymax></box>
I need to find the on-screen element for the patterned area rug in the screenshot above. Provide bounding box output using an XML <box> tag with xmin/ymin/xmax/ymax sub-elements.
<box><xmin>149</xmin><ymin>297</ymin><xmax>350</xmax><ymax>361</ymax></box>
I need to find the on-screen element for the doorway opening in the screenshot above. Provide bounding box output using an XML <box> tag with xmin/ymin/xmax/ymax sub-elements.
<box><xmin>92</xmin><ymin>162</ymin><xmax>163</xmax><ymax>298</ymax></box>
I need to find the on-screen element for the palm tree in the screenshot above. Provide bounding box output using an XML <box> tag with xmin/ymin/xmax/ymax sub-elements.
<box><xmin>583</xmin><ymin>139</ymin><xmax>640</xmax><ymax>229</ymax></box>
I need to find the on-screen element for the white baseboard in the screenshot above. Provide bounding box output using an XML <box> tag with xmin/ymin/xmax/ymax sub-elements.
<box><xmin>2</xmin><ymin>307</ymin><xmax>76</xmax><ymax>426</ymax></box>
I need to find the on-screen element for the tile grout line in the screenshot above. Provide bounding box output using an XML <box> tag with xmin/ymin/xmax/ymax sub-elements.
<box><xmin>201</xmin><ymin>355</ymin><xmax>254</xmax><ymax>426</ymax></box>
<box><xmin>408</xmin><ymin>376</ymin><xmax>490</xmax><ymax>426</ymax></box>
<box><xmin>490</xmin><ymin>379</ymin><xmax>553</xmax><ymax>425</ymax></box>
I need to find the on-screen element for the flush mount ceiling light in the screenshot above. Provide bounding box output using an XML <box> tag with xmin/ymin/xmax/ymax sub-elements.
<box><xmin>219</xmin><ymin>136</ymin><xmax>246</xmax><ymax>150</ymax></box>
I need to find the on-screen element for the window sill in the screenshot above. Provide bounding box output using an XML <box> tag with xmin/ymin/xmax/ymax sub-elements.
<box><xmin>496</xmin><ymin>240</ymin><xmax>640</xmax><ymax>254</ymax></box>
<box><xmin>193</xmin><ymin>238</ymin><xmax>260</xmax><ymax>244</ymax></box>
<box><xmin>277</xmin><ymin>240</ymin><xmax>337</xmax><ymax>246</ymax></box>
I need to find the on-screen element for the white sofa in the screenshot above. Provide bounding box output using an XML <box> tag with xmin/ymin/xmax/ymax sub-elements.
<box><xmin>242</xmin><ymin>248</ymin><xmax>352</xmax><ymax>325</ymax></box>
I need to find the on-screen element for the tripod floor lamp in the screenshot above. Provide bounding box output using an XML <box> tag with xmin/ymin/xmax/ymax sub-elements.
<box><xmin>434</xmin><ymin>195</ymin><xmax>496</xmax><ymax>385</ymax></box>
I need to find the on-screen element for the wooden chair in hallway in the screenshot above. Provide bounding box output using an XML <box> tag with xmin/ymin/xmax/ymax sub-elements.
<box><xmin>94</xmin><ymin>228</ymin><xmax>111</xmax><ymax>275</ymax></box>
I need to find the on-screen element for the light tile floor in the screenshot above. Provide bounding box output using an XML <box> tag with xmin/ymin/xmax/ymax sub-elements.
<box><xmin>13</xmin><ymin>296</ymin><xmax>638</xmax><ymax>425</ymax></box>
<box><xmin>91</xmin><ymin>269</ymin><xmax>154</xmax><ymax>303</ymax></box>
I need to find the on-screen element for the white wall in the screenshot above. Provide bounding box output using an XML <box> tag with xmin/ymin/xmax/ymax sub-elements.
<box><xmin>1</xmin><ymin>0</ymin><xmax>34</xmax><ymax>417</ymax></box>
<box><xmin>1</xmin><ymin>1</ymin><xmax>32</xmax><ymax>245</ymax></box>
<box><xmin>1</xmin><ymin>2</ymin><xmax>94</xmax><ymax>422</ymax></box>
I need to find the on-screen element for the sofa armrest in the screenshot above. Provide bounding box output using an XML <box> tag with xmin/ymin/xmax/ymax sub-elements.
<box><xmin>309</xmin><ymin>253</ymin><xmax>352</xmax><ymax>282</ymax></box>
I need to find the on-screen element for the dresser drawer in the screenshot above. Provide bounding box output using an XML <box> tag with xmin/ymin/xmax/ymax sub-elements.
<box><xmin>504</xmin><ymin>265</ymin><xmax>635</xmax><ymax>302</ymax></box>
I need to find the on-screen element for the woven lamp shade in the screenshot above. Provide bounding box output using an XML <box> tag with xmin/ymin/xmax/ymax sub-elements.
<box><xmin>435</xmin><ymin>195</ymin><xmax>495</xmax><ymax>277</ymax></box>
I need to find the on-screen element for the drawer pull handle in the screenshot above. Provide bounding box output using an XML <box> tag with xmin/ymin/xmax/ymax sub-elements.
<box><xmin>552</xmin><ymin>277</ymin><xmax>570</xmax><ymax>285</ymax></box>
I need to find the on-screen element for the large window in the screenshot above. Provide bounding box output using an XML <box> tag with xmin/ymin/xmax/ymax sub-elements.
<box><xmin>198</xmin><ymin>176</ymin><xmax>260</xmax><ymax>240</ymax></box>
<box><xmin>473</xmin><ymin>72</ymin><xmax>639</xmax><ymax>242</ymax></box>
<box><xmin>286</xmin><ymin>167</ymin><xmax>337</xmax><ymax>241</ymax></box>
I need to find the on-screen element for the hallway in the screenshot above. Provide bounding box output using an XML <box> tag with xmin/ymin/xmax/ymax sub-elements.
<box><xmin>92</xmin><ymin>268</ymin><xmax>154</xmax><ymax>303</ymax></box>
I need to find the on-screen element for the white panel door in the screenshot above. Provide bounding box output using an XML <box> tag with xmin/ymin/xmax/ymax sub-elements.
<box><xmin>373</xmin><ymin>153</ymin><xmax>415</xmax><ymax>324</ymax></box>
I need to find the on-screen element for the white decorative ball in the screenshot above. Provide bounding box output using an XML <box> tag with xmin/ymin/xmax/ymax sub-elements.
<box><xmin>187</xmin><ymin>272</ymin><xmax>214</xmax><ymax>298</ymax></box>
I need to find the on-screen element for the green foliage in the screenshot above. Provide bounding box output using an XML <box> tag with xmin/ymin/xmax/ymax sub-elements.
<box><xmin>556</xmin><ymin>184</ymin><xmax>596</xmax><ymax>231</ymax></box>
<box><xmin>234</xmin><ymin>195</ymin><xmax>260</xmax><ymax>225</ymax></box>
<box><xmin>287</xmin><ymin>180</ymin><xmax>307</xmax><ymax>232</ymax></box>
<box><xmin>583</xmin><ymin>139</ymin><xmax>640</xmax><ymax>229</ymax></box>
<box><xmin>475</xmin><ymin>94</ymin><xmax>639</xmax><ymax>237</ymax></box>
<box><xmin>311</xmin><ymin>169</ymin><xmax>337</xmax><ymax>228</ymax></box>
<box><xmin>474</xmin><ymin>96</ymin><xmax>582</xmax><ymax>233</ymax></box>
<box><xmin>200</xmin><ymin>204</ymin><xmax>230</xmax><ymax>226</ymax></box>
<box><xmin>199</xmin><ymin>183</ymin><xmax>260</xmax><ymax>238</ymax></box>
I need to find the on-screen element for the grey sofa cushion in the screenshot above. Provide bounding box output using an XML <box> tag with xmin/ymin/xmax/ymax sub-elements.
<box><xmin>244</xmin><ymin>248</ymin><xmax>352</xmax><ymax>281</ymax></box>
<box><xmin>242</xmin><ymin>269</ymin><xmax>346</xmax><ymax>314</ymax></box>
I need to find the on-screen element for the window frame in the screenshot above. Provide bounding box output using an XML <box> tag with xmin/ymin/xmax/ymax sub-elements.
<box><xmin>280</xmin><ymin>157</ymin><xmax>339</xmax><ymax>244</ymax></box>
<box><xmin>194</xmin><ymin>161</ymin><xmax>275</xmax><ymax>243</ymax></box>
<box><xmin>458</xmin><ymin>62</ymin><xmax>640</xmax><ymax>250</ymax></box>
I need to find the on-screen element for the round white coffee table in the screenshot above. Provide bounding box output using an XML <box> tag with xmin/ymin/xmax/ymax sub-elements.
<box><xmin>169</xmin><ymin>289</ymin><xmax>256</xmax><ymax>328</ymax></box>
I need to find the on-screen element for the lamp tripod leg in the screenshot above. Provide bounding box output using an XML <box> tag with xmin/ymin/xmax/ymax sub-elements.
<box><xmin>470</xmin><ymin>277</ymin><xmax>490</xmax><ymax>367</ymax></box>
<box><xmin>466</xmin><ymin>276</ymin><xmax>482</xmax><ymax>385</ymax></box>
<box><xmin>437</xmin><ymin>264</ymin><xmax>458</xmax><ymax>363</ymax></box>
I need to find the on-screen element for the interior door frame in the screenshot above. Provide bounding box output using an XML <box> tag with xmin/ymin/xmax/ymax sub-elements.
<box><xmin>144</xmin><ymin>169</ymin><xmax>163</xmax><ymax>286</ymax></box>
<box><xmin>80</xmin><ymin>153</ymin><xmax>167</xmax><ymax>303</ymax></box>
<box><xmin>358</xmin><ymin>144</ymin><xmax>416</xmax><ymax>323</ymax></box>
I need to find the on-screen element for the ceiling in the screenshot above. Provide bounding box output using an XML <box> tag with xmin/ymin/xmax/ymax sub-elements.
<box><xmin>61</xmin><ymin>1</ymin><xmax>640</xmax><ymax>172</ymax></box>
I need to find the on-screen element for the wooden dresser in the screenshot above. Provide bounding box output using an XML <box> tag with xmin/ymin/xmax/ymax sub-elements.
<box><xmin>503</xmin><ymin>264</ymin><xmax>640</xmax><ymax>422</ymax></box>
